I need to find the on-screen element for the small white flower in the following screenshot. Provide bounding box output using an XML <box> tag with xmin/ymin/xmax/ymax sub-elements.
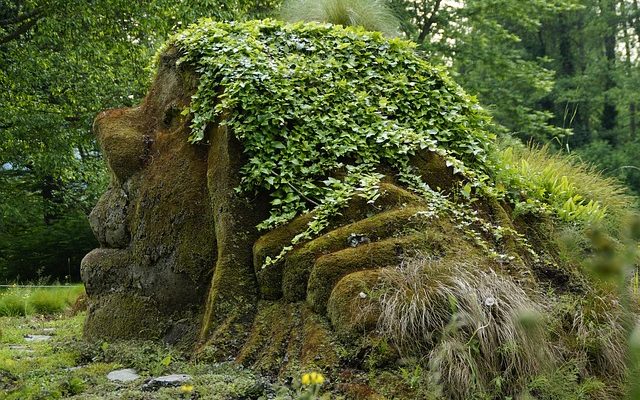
<box><xmin>358</xmin><ymin>292</ymin><xmax>367</xmax><ymax>299</ymax></box>
<box><xmin>484</xmin><ymin>297</ymin><xmax>496</xmax><ymax>307</ymax></box>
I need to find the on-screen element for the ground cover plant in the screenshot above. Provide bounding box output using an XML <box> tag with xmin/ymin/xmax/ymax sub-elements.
<box><xmin>0</xmin><ymin>312</ymin><xmax>329</xmax><ymax>399</ymax></box>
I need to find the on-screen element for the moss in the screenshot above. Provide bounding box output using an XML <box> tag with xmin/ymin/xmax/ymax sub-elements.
<box><xmin>307</xmin><ymin>233</ymin><xmax>431</xmax><ymax>315</ymax></box>
<box><xmin>281</xmin><ymin>205</ymin><xmax>431</xmax><ymax>302</ymax></box>
<box><xmin>338</xmin><ymin>384</ymin><xmax>387</xmax><ymax>400</ymax></box>
<box><xmin>88</xmin><ymin>186</ymin><xmax>129</xmax><ymax>248</ymax></box>
<box><xmin>300</xmin><ymin>308</ymin><xmax>340</xmax><ymax>369</ymax></box>
<box><xmin>83</xmin><ymin>293</ymin><xmax>165</xmax><ymax>340</ymax></box>
<box><xmin>93</xmin><ymin>108</ymin><xmax>147</xmax><ymax>184</ymax></box>
<box><xmin>235</xmin><ymin>301</ymin><xmax>298</xmax><ymax>371</ymax></box>
<box><xmin>254</xmin><ymin>183</ymin><xmax>424</xmax><ymax>300</ymax></box>
<box><xmin>253</xmin><ymin>213</ymin><xmax>314</xmax><ymax>300</ymax></box>
<box><xmin>199</xmin><ymin>123</ymin><xmax>270</xmax><ymax>346</ymax></box>
<box><xmin>408</xmin><ymin>149</ymin><xmax>460</xmax><ymax>193</ymax></box>
<box><xmin>327</xmin><ymin>269</ymin><xmax>382</xmax><ymax>340</ymax></box>
<box><xmin>233</xmin><ymin>301</ymin><xmax>338</xmax><ymax>375</ymax></box>
<box><xmin>80</xmin><ymin>248</ymin><xmax>132</xmax><ymax>297</ymax></box>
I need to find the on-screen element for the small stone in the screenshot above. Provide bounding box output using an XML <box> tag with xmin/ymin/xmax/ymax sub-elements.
<box><xmin>24</xmin><ymin>334</ymin><xmax>52</xmax><ymax>342</ymax></box>
<box><xmin>107</xmin><ymin>368</ymin><xmax>140</xmax><ymax>382</ymax></box>
<box><xmin>358</xmin><ymin>292</ymin><xmax>367</xmax><ymax>299</ymax></box>
<box><xmin>346</xmin><ymin>233</ymin><xmax>371</xmax><ymax>248</ymax></box>
<box><xmin>484</xmin><ymin>297</ymin><xmax>496</xmax><ymax>307</ymax></box>
<box><xmin>142</xmin><ymin>374</ymin><xmax>192</xmax><ymax>391</ymax></box>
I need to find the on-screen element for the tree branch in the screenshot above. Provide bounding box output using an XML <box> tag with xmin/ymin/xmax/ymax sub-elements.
<box><xmin>416</xmin><ymin>0</ymin><xmax>443</xmax><ymax>44</ymax></box>
<box><xmin>0</xmin><ymin>17</ymin><xmax>40</xmax><ymax>45</ymax></box>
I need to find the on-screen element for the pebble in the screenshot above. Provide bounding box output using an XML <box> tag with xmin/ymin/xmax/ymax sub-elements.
<box><xmin>107</xmin><ymin>368</ymin><xmax>140</xmax><ymax>382</ymax></box>
<box><xmin>24</xmin><ymin>334</ymin><xmax>52</xmax><ymax>342</ymax></box>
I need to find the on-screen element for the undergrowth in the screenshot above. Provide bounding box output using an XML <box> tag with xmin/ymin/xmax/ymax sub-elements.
<box><xmin>375</xmin><ymin>257</ymin><xmax>553</xmax><ymax>399</ymax></box>
<box><xmin>492</xmin><ymin>141</ymin><xmax>635</xmax><ymax>228</ymax></box>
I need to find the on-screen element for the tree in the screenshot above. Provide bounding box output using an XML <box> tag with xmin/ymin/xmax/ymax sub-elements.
<box><xmin>0</xmin><ymin>0</ymin><xmax>281</xmax><ymax>281</ymax></box>
<box><xmin>387</xmin><ymin>0</ymin><xmax>577</xmax><ymax>141</ymax></box>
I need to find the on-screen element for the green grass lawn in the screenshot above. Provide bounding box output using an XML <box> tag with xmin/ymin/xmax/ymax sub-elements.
<box><xmin>0</xmin><ymin>285</ymin><xmax>85</xmax><ymax>317</ymax></box>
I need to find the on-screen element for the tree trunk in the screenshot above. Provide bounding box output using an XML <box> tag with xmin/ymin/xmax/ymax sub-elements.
<box><xmin>599</xmin><ymin>0</ymin><xmax>618</xmax><ymax>143</ymax></box>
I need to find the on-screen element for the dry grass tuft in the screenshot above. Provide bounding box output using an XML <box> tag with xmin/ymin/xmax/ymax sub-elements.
<box><xmin>280</xmin><ymin>0</ymin><xmax>400</xmax><ymax>37</ymax></box>
<box><xmin>376</xmin><ymin>257</ymin><xmax>554</xmax><ymax>398</ymax></box>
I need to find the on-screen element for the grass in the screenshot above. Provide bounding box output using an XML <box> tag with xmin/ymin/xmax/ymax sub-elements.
<box><xmin>375</xmin><ymin>257</ymin><xmax>553</xmax><ymax>399</ymax></box>
<box><xmin>280</xmin><ymin>0</ymin><xmax>400</xmax><ymax>37</ymax></box>
<box><xmin>0</xmin><ymin>313</ymin><xmax>327</xmax><ymax>400</ymax></box>
<box><xmin>0</xmin><ymin>285</ymin><xmax>85</xmax><ymax>317</ymax></box>
<box><xmin>492</xmin><ymin>142</ymin><xmax>636</xmax><ymax>229</ymax></box>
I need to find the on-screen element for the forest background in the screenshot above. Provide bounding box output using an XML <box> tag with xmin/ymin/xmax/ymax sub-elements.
<box><xmin>1</xmin><ymin>0</ymin><xmax>638</xmax><ymax>282</ymax></box>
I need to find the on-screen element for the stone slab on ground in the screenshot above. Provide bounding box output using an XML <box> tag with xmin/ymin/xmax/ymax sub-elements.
<box><xmin>24</xmin><ymin>334</ymin><xmax>52</xmax><ymax>342</ymax></box>
<box><xmin>107</xmin><ymin>368</ymin><xmax>140</xmax><ymax>382</ymax></box>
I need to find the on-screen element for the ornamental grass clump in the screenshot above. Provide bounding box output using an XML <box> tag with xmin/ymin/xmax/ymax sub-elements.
<box><xmin>376</xmin><ymin>257</ymin><xmax>554</xmax><ymax>398</ymax></box>
<box><xmin>280</xmin><ymin>0</ymin><xmax>400</xmax><ymax>37</ymax></box>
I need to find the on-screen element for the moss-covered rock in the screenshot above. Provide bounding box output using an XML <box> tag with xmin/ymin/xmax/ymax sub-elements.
<box><xmin>81</xmin><ymin>19</ymin><xmax>635</xmax><ymax>399</ymax></box>
<box><xmin>83</xmin><ymin>293</ymin><xmax>165</xmax><ymax>340</ymax></box>
<box><xmin>327</xmin><ymin>269</ymin><xmax>382</xmax><ymax>340</ymax></box>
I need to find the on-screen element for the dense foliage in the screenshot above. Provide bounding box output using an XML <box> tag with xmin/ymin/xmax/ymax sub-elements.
<box><xmin>385</xmin><ymin>0</ymin><xmax>640</xmax><ymax>194</ymax></box>
<box><xmin>0</xmin><ymin>0</ymin><xmax>280</xmax><ymax>281</ymax></box>
<box><xmin>173</xmin><ymin>20</ymin><xmax>493</xmax><ymax>226</ymax></box>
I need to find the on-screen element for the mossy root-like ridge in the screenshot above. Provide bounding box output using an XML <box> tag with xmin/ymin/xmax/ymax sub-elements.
<box><xmin>306</xmin><ymin>234</ymin><xmax>431</xmax><ymax>314</ymax></box>
<box><xmin>253</xmin><ymin>182</ymin><xmax>424</xmax><ymax>268</ymax></box>
<box><xmin>280</xmin><ymin>205</ymin><xmax>434</xmax><ymax>302</ymax></box>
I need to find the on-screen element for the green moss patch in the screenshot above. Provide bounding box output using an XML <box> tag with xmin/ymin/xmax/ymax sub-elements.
<box><xmin>83</xmin><ymin>293</ymin><xmax>164</xmax><ymax>340</ymax></box>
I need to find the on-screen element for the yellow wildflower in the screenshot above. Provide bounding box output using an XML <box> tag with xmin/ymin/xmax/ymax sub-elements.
<box><xmin>301</xmin><ymin>372</ymin><xmax>325</xmax><ymax>385</ymax></box>
<box><xmin>180</xmin><ymin>384</ymin><xmax>194</xmax><ymax>393</ymax></box>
